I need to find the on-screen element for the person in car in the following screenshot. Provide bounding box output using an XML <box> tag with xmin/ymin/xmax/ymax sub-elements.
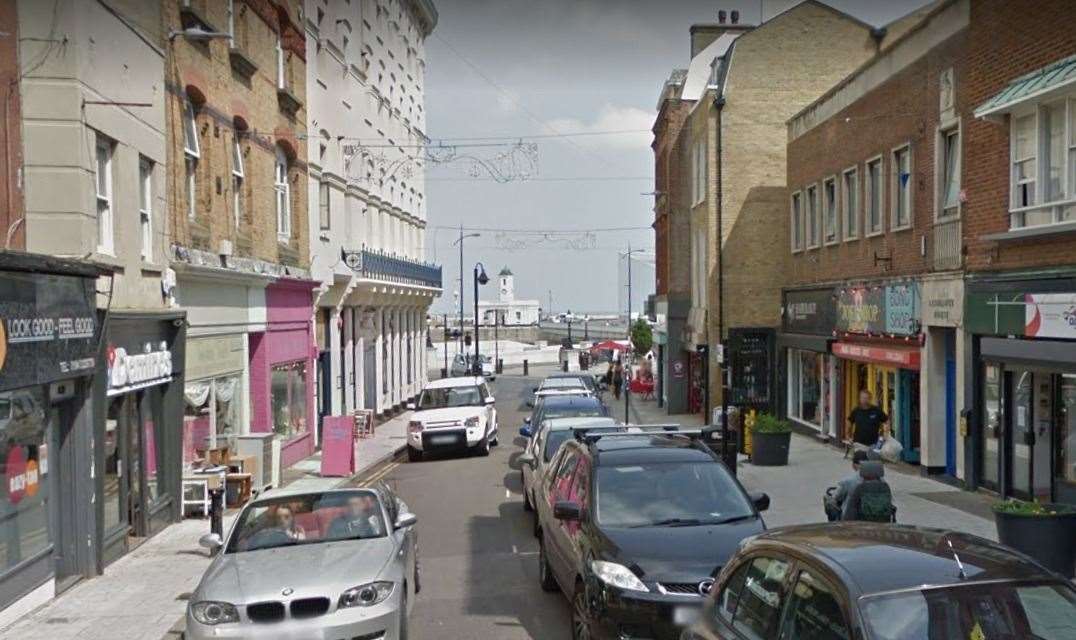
<box><xmin>327</xmin><ymin>494</ymin><xmax>384</xmax><ymax>539</ymax></box>
<box><xmin>274</xmin><ymin>505</ymin><xmax>307</xmax><ymax>541</ymax></box>
<box><xmin>824</xmin><ymin>450</ymin><xmax>868</xmax><ymax>521</ymax></box>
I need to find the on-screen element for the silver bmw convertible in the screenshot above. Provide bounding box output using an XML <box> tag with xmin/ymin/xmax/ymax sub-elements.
<box><xmin>186</xmin><ymin>484</ymin><xmax>419</xmax><ymax>640</ymax></box>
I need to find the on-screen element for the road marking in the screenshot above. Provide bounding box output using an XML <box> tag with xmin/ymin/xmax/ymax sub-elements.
<box><xmin>505</xmin><ymin>488</ymin><xmax>511</xmax><ymax>499</ymax></box>
<box><xmin>512</xmin><ymin>544</ymin><xmax>517</xmax><ymax>554</ymax></box>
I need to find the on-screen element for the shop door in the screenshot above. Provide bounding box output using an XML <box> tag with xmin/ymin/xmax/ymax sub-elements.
<box><xmin>50</xmin><ymin>398</ymin><xmax>81</xmax><ymax>592</ymax></box>
<box><xmin>945</xmin><ymin>351</ymin><xmax>957</xmax><ymax>476</ymax></box>
<box><xmin>1058</xmin><ymin>375</ymin><xmax>1076</xmax><ymax>505</ymax></box>
<box><xmin>318</xmin><ymin>351</ymin><xmax>331</xmax><ymax>419</ymax></box>
<box><xmin>981</xmin><ymin>363</ymin><xmax>1003</xmax><ymax>492</ymax></box>
<box><xmin>1008</xmin><ymin>369</ymin><xmax>1034</xmax><ymax>500</ymax></box>
<box><xmin>363</xmin><ymin>344</ymin><xmax>377</xmax><ymax>411</ymax></box>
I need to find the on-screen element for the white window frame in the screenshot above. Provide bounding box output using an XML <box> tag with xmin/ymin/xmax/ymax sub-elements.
<box><xmin>225</xmin><ymin>0</ymin><xmax>235</xmax><ymax>47</ymax></box>
<box><xmin>865</xmin><ymin>155</ymin><xmax>884</xmax><ymax>236</ymax></box>
<box><xmin>139</xmin><ymin>156</ymin><xmax>153</xmax><ymax>261</ymax></box>
<box><xmin>842</xmin><ymin>165</ymin><xmax>859</xmax><ymax>241</ymax></box>
<box><xmin>1010</xmin><ymin>108</ymin><xmax>1039</xmax><ymax>224</ymax></box>
<box><xmin>822</xmin><ymin>175</ymin><xmax>838</xmax><ymax>245</ymax></box>
<box><xmin>692</xmin><ymin>140</ymin><xmax>706</xmax><ymax>206</ymax></box>
<box><xmin>275</xmin><ymin>147</ymin><xmax>291</xmax><ymax>241</ymax></box>
<box><xmin>275</xmin><ymin>34</ymin><xmax>286</xmax><ymax>90</ymax></box>
<box><xmin>790</xmin><ymin>191</ymin><xmax>803</xmax><ymax>252</ymax></box>
<box><xmin>805</xmin><ymin>183</ymin><xmax>820</xmax><ymax>249</ymax></box>
<box><xmin>232</xmin><ymin>134</ymin><xmax>244</xmax><ymax>227</ymax></box>
<box><xmin>1008</xmin><ymin>98</ymin><xmax>1076</xmax><ymax>229</ymax></box>
<box><xmin>319</xmin><ymin>180</ymin><xmax>331</xmax><ymax>230</ymax></box>
<box><xmin>890</xmin><ymin>143</ymin><xmax>913</xmax><ymax>231</ymax></box>
<box><xmin>95</xmin><ymin>135</ymin><xmax>114</xmax><ymax>255</ymax></box>
<box><xmin>936</xmin><ymin>124</ymin><xmax>961</xmax><ymax>220</ymax></box>
<box><xmin>183</xmin><ymin>97</ymin><xmax>199</xmax><ymax>220</ymax></box>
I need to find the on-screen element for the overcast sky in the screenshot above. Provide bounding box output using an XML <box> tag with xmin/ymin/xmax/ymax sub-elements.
<box><xmin>423</xmin><ymin>0</ymin><xmax>932</xmax><ymax>317</ymax></box>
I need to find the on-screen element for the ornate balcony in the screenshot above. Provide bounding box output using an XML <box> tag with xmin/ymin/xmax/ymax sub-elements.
<box><xmin>345</xmin><ymin>248</ymin><xmax>441</xmax><ymax>289</ymax></box>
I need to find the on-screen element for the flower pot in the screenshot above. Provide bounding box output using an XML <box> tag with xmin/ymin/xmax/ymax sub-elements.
<box><xmin>751</xmin><ymin>431</ymin><xmax>791</xmax><ymax>466</ymax></box>
<box><xmin>994</xmin><ymin>507</ymin><xmax>1076</xmax><ymax>578</ymax></box>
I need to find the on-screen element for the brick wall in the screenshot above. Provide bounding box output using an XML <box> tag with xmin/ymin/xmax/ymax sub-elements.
<box><xmin>0</xmin><ymin>0</ymin><xmax>23</xmax><ymax>250</ymax></box>
<box><xmin>964</xmin><ymin>0</ymin><xmax>1076</xmax><ymax>274</ymax></box>
<box><xmin>654</xmin><ymin>98</ymin><xmax>691</xmax><ymax>298</ymax></box>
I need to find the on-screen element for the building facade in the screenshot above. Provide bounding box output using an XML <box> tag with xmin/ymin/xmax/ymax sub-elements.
<box><xmin>478</xmin><ymin>267</ymin><xmax>539</xmax><ymax>326</ymax></box>
<box><xmin>304</xmin><ymin>0</ymin><xmax>440</xmax><ymax>424</ymax></box>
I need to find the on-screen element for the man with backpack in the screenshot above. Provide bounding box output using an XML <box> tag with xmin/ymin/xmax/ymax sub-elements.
<box><xmin>824</xmin><ymin>450</ymin><xmax>868</xmax><ymax>521</ymax></box>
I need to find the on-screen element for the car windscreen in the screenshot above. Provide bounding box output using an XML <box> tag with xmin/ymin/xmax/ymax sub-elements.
<box><xmin>418</xmin><ymin>385</ymin><xmax>482</xmax><ymax>409</ymax></box>
<box><xmin>544</xmin><ymin>427</ymin><xmax>621</xmax><ymax>461</ymax></box>
<box><xmin>538</xmin><ymin>402</ymin><xmax>604</xmax><ymax>422</ymax></box>
<box><xmin>595</xmin><ymin>461</ymin><xmax>754</xmax><ymax>527</ymax></box>
<box><xmin>861</xmin><ymin>580</ymin><xmax>1076</xmax><ymax>640</ymax></box>
<box><xmin>227</xmin><ymin>490</ymin><xmax>387</xmax><ymax>553</ymax></box>
<box><xmin>540</xmin><ymin>378</ymin><xmax>586</xmax><ymax>390</ymax></box>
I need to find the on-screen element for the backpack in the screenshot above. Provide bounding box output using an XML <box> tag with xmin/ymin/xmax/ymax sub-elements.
<box><xmin>842</xmin><ymin>462</ymin><xmax>895</xmax><ymax>522</ymax></box>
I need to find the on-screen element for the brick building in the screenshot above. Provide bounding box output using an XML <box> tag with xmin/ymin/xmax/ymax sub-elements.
<box><xmin>0</xmin><ymin>0</ymin><xmax>23</xmax><ymax>251</ymax></box>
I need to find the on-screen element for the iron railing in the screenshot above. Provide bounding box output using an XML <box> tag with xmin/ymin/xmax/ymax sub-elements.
<box><xmin>359</xmin><ymin>249</ymin><xmax>442</xmax><ymax>288</ymax></box>
<box><xmin>933</xmin><ymin>217</ymin><xmax>962</xmax><ymax>271</ymax></box>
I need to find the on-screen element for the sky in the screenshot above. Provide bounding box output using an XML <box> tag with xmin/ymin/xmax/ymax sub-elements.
<box><xmin>422</xmin><ymin>0</ymin><xmax>932</xmax><ymax>317</ymax></box>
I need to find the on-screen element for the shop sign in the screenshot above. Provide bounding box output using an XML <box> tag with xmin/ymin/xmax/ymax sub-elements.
<box><xmin>832</xmin><ymin>342</ymin><xmax>921</xmax><ymax>369</ymax></box>
<box><xmin>186</xmin><ymin>334</ymin><xmax>245</xmax><ymax>382</ymax></box>
<box><xmin>783</xmin><ymin>289</ymin><xmax>836</xmax><ymax>335</ymax></box>
<box><xmin>922</xmin><ymin>279</ymin><xmax>963</xmax><ymax>327</ymax></box>
<box><xmin>6</xmin><ymin>446</ymin><xmax>39</xmax><ymax>504</ymax></box>
<box><xmin>1025</xmin><ymin>293</ymin><xmax>1076</xmax><ymax>339</ymax></box>
<box><xmin>836</xmin><ymin>284</ymin><xmax>920</xmax><ymax>336</ymax></box>
<box><xmin>107</xmin><ymin>342</ymin><xmax>173</xmax><ymax>396</ymax></box>
<box><xmin>0</xmin><ymin>271</ymin><xmax>98</xmax><ymax>392</ymax></box>
<box><xmin>884</xmin><ymin>283</ymin><xmax>920</xmax><ymax>335</ymax></box>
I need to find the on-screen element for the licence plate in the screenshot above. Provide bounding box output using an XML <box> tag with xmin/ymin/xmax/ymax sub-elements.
<box><xmin>430</xmin><ymin>435</ymin><xmax>459</xmax><ymax>445</ymax></box>
<box><xmin>672</xmin><ymin>605</ymin><xmax>700</xmax><ymax>627</ymax></box>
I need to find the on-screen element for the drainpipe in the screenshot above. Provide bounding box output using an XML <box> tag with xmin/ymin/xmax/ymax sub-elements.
<box><xmin>714</xmin><ymin>93</ymin><xmax>734</xmax><ymax>474</ymax></box>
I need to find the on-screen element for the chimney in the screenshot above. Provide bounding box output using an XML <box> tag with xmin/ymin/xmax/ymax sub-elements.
<box><xmin>718</xmin><ymin>10</ymin><xmax>726</xmax><ymax>24</ymax></box>
<box><xmin>730</xmin><ymin>10</ymin><xmax>739</xmax><ymax>24</ymax></box>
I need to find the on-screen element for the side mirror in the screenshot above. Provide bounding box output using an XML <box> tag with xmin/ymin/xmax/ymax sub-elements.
<box><xmin>406</xmin><ymin>402</ymin><xmax>416</xmax><ymax>411</ymax></box>
<box><xmin>199</xmin><ymin>533</ymin><xmax>223</xmax><ymax>552</ymax></box>
<box><xmin>553</xmin><ymin>501</ymin><xmax>584</xmax><ymax>522</ymax></box>
<box><xmin>484</xmin><ymin>396</ymin><xmax>496</xmax><ymax>405</ymax></box>
<box><xmin>519</xmin><ymin>425</ymin><xmax>532</xmax><ymax>438</ymax></box>
<box><xmin>394</xmin><ymin>512</ymin><xmax>418</xmax><ymax>529</ymax></box>
<box><xmin>524</xmin><ymin>417</ymin><xmax>531</xmax><ymax>425</ymax></box>
<box><xmin>519</xmin><ymin>452</ymin><xmax>536</xmax><ymax>468</ymax></box>
<box><xmin>750</xmin><ymin>492</ymin><xmax>770</xmax><ymax>512</ymax></box>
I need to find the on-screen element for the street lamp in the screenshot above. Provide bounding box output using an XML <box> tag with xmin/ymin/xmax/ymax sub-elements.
<box><xmin>453</xmin><ymin>229</ymin><xmax>481</xmax><ymax>353</ymax></box>
<box><xmin>566</xmin><ymin>310</ymin><xmax>573</xmax><ymax>345</ymax></box>
<box><xmin>472</xmin><ymin>263</ymin><xmax>489</xmax><ymax>374</ymax></box>
<box><xmin>622</xmin><ymin>244</ymin><xmax>646</xmax><ymax>424</ymax></box>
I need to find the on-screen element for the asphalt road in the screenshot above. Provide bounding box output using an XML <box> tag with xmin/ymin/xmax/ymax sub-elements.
<box><xmin>351</xmin><ymin>372</ymin><xmax>573</xmax><ymax>640</ymax></box>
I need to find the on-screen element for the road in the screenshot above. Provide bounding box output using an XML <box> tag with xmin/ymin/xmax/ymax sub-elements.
<box><xmin>349</xmin><ymin>372</ymin><xmax>572</xmax><ymax>639</ymax></box>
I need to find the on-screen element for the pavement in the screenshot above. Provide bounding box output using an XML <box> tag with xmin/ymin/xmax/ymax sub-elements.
<box><xmin>0</xmin><ymin>413</ymin><xmax>412</xmax><ymax>640</ymax></box>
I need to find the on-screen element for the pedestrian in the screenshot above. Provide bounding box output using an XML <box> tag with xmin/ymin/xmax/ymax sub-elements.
<box><xmin>612</xmin><ymin>360</ymin><xmax>623</xmax><ymax>400</ymax></box>
<box><xmin>824</xmin><ymin>450</ymin><xmax>868</xmax><ymax>521</ymax></box>
<box><xmin>847</xmin><ymin>390</ymin><xmax>889</xmax><ymax>448</ymax></box>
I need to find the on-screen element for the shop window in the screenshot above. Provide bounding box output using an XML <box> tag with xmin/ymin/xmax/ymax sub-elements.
<box><xmin>271</xmin><ymin>361</ymin><xmax>308</xmax><ymax>440</ymax></box>
<box><xmin>0</xmin><ymin>387</ymin><xmax>51</xmax><ymax>574</ymax></box>
<box><xmin>842</xmin><ymin>167</ymin><xmax>859</xmax><ymax>240</ymax></box>
<box><xmin>183</xmin><ymin>377</ymin><xmax>240</xmax><ymax>466</ymax></box>
<box><xmin>789</xmin><ymin>349</ymin><xmax>823</xmax><ymax>430</ymax></box>
<box><xmin>981</xmin><ymin>364</ymin><xmax>1002</xmax><ymax>489</ymax></box>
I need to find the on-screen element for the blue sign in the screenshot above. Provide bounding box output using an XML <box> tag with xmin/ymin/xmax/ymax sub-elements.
<box><xmin>884</xmin><ymin>283</ymin><xmax>920</xmax><ymax>335</ymax></box>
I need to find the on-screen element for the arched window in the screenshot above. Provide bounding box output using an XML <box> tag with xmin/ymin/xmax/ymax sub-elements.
<box><xmin>232</xmin><ymin>118</ymin><xmax>247</xmax><ymax>228</ymax></box>
<box><xmin>275</xmin><ymin>146</ymin><xmax>291</xmax><ymax>241</ymax></box>
<box><xmin>182</xmin><ymin>94</ymin><xmax>201</xmax><ymax>219</ymax></box>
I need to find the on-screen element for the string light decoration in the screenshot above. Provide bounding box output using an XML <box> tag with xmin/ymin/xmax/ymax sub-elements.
<box><xmin>492</xmin><ymin>231</ymin><xmax>598</xmax><ymax>251</ymax></box>
<box><xmin>342</xmin><ymin>140</ymin><xmax>539</xmax><ymax>184</ymax></box>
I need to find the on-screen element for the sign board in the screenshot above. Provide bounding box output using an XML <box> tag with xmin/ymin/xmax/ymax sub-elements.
<box><xmin>0</xmin><ymin>270</ymin><xmax>98</xmax><ymax>392</ymax></box>
<box><xmin>320</xmin><ymin>415</ymin><xmax>356</xmax><ymax>477</ymax></box>
<box><xmin>728</xmin><ymin>328</ymin><xmax>775</xmax><ymax>408</ymax></box>
<box><xmin>833</xmin><ymin>342</ymin><xmax>921</xmax><ymax>369</ymax></box>
<box><xmin>836</xmin><ymin>283</ymin><xmax>920</xmax><ymax>336</ymax></box>
<box><xmin>1025</xmin><ymin>293</ymin><xmax>1076</xmax><ymax>339</ymax></box>
<box><xmin>921</xmin><ymin>278</ymin><xmax>963</xmax><ymax>327</ymax></box>
<box><xmin>107</xmin><ymin>342</ymin><xmax>174</xmax><ymax>396</ymax></box>
<box><xmin>884</xmin><ymin>283</ymin><xmax>919</xmax><ymax>335</ymax></box>
<box><xmin>671</xmin><ymin>360</ymin><xmax>686</xmax><ymax>380</ymax></box>
<box><xmin>186</xmin><ymin>334</ymin><xmax>245</xmax><ymax>382</ymax></box>
<box><xmin>783</xmin><ymin>289</ymin><xmax>836</xmax><ymax>335</ymax></box>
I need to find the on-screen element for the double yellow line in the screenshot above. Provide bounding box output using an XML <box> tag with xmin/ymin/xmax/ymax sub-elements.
<box><xmin>357</xmin><ymin>457</ymin><xmax>401</xmax><ymax>486</ymax></box>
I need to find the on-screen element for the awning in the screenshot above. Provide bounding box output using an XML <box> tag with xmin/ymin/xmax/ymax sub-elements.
<box><xmin>975</xmin><ymin>53</ymin><xmax>1076</xmax><ymax>119</ymax></box>
<box><xmin>833</xmin><ymin>342</ymin><xmax>920</xmax><ymax>370</ymax></box>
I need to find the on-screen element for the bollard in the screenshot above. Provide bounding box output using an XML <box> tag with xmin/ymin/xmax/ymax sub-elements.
<box><xmin>209</xmin><ymin>487</ymin><xmax>225</xmax><ymax>541</ymax></box>
<box><xmin>440</xmin><ymin>367</ymin><xmax>448</xmax><ymax>379</ymax></box>
<box><xmin>523</xmin><ymin>359</ymin><xmax>529</xmax><ymax>376</ymax></box>
<box><xmin>496</xmin><ymin>359</ymin><xmax>503</xmax><ymax>374</ymax></box>
<box><xmin>562</xmin><ymin>360</ymin><xmax>568</xmax><ymax>372</ymax></box>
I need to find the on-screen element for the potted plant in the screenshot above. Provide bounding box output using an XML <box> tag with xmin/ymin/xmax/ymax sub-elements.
<box><xmin>993</xmin><ymin>499</ymin><xmax>1076</xmax><ymax>578</ymax></box>
<box><xmin>750</xmin><ymin>413</ymin><xmax>792</xmax><ymax>466</ymax></box>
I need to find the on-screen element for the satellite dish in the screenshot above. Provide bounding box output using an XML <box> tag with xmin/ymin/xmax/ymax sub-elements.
<box><xmin>344</xmin><ymin>252</ymin><xmax>362</xmax><ymax>271</ymax></box>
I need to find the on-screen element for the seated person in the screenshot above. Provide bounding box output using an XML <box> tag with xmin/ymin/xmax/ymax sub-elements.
<box><xmin>326</xmin><ymin>494</ymin><xmax>385</xmax><ymax>539</ymax></box>
<box><xmin>824</xmin><ymin>450</ymin><xmax>868</xmax><ymax>522</ymax></box>
<box><xmin>274</xmin><ymin>505</ymin><xmax>307</xmax><ymax>541</ymax></box>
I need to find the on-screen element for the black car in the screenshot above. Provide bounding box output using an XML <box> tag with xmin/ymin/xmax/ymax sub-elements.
<box><xmin>533</xmin><ymin>429</ymin><xmax>769</xmax><ymax>640</ymax></box>
<box><xmin>521</xmin><ymin>394</ymin><xmax>608</xmax><ymax>438</ymax></box>
<box><xmin>682</xmin><ymin>522</ymin><xmax>1076</xmax><ymax>640</ymax></box>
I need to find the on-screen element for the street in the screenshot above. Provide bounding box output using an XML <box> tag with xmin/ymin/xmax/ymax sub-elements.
<box><xmin>348</xmin><ymin>372</ymin><xmax>572</xmax><ymax>640</ymax></box>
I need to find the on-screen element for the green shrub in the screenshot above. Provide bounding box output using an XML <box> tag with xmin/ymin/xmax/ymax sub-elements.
<box><xmin>753</xmin><ymin>413</ymin><xmax>791</xmax><ymax>434</ymax></box>
<box><xmin>992</xmin><ymin>498</ymin><xmax>1076</xmax><ymax>516</ymax></box>
<box><xmin>630</xmin><ymin>319</ymin><xmax>653</xmax><ymax>356</ymax></box>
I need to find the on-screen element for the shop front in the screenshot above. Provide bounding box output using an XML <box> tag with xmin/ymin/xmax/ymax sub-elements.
<box><xmin>967</xmin><ymin>275</ymin><xmax>1076</xmax><ymax>506</ymax></box>
<box><xmin>0</xmin><ymin>254</ymin><xmax>103</xmax><ymax>624</ymax></box>
<box><xmin>250</xmin><ymin>278</ymin><xmax>317</xmax><ymax>469</ymax></box>
<box><xmin>779</xmin><ymin>288</ymin><xmax>837</xmax><ymax>437</ymax></box>
<box><xmin>834</xmin><ymin>283</ymin><xmax>923</xmax><ymax>463</ymax></box>
<box><xmin>97</xmin><ymin>312</ymin><xmax>185</xmax><ymax>566</ymax></box>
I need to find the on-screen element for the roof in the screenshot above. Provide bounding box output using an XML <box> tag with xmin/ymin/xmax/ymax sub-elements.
<box><xmin>680</xmin><ymin>33</ymin><xmax>739</xmax><ymax>101</ymax></box>
<box><xmin>591</xmin><ymin>434</ymin><xmax>715</xmax><ymax>466</ymax></box>
<box><xmin>424</xmin><ymin>376</ymin><xmax>485</xmax><ymax>389</ymax></box>
<box><xmin>538</xmin><ymin>394</ymin><xmax>603</xmax><ymax>409</ymax></box>
<box><xmin>975</xmin><ymin>53</ymin><xmax>1076</xmax><ymax>119</ymax></box>
<box><xmin>750</xmin><ymin>523</ymin><xmax>1059</xmax><ymax>595</ymax></box>
<box><xmin>547</xmin><ymin>372</ymin><xmax>597</xmax><ymax>381</ymax></box>
<box><xmin>539</xmin><ymin>378</ymin><xmax>587</xmax><ymax>390</ymax></box>
<box><xmin>541</xmin><ymin>417</ymin><xmax>617</xmax><ymax>431</ymax></box>
<box><xmin>0</xmin><ymin>250</ymin><xmax>111</xmax><ymax>278</ymax></box>
<box><xmin>498</xmin><ymin>266</ymin><xmax>512</xmax><ymax>276</ymax></box>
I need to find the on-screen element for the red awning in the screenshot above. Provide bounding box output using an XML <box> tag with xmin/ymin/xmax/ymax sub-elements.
<box><xmin>589</xmin><ymin>340</ymin><xmax>630</xmax><ymax>353</ymax></box>
<box><xmin>832</xmin><ymin>342</ymin><xmax>920</xmax><ymax>370</ymax></box>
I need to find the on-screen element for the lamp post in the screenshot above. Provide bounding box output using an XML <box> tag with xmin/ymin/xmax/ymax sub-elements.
<box><xmin>453</xmin><ymin>228</ymin><xmax>481</xmax><ymax>354</ymax></box>
<box><xmin>622</xmin><ymin>244</ymin><xmax>645</xmax><ymax>423</ymax></box>
<box><xmin>566</xmin><ymin>310</ymin><xmax>573</xmax><ymax>345</ymax></box>
<box><xmin>473</xmin><ymin>262</ymin><xmax>489</xmax><ymax>374</ymax></box>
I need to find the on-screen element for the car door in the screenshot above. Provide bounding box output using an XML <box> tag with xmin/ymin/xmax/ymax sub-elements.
<box><xmin>689</xmin><ymin>554</ymin><xmax>794</xmax><ymax>640</ymax></box>
<box><xmin>545</xmin><ymin>448</ymin><xmax>580</xmax><ymax>588</ymax></box>
<box><xmin>563</xmin><ymin>453</ymin><xmax>591</xmax><ymax>575</ymax></box>
<box><xmin>379</xmin><ymin>483</ymin><xmax>417</xmax><ymax>611</ymax></box>
<box><xmin>524</xmin><ymin>425</ymin><xmax>545</xmax><ymax>497</ymax></box>
<box><xmin>775</xmin><ymin>567</ymin><xmax>853</xmax><ymax>640</ymax></box>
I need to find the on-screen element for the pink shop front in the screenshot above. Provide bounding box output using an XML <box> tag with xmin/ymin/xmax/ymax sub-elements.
<box><xmin>250</xmin><ymin>278</ymin><xmax>318</xmax><ymax>469</ymax></box>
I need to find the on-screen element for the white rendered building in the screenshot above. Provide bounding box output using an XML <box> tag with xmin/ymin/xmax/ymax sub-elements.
<box><xmin>478</xmin><ymin>267</ymin><xmax>540</xmax><ymax>326</ymax></box>
<box><xmin>304</xmin><ymin>0</ymin><xmax>440</xmax><ymax>417</ymax></box>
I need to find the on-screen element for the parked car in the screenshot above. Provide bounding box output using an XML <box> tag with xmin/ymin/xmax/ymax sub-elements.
<box><xmin>545</xmin><ymin>371</ymin><xmax>605</xmax><ymax>397</ymax></box>
<box><xmin>406</xmin><ymin>376</ymin><xmax>497</xmax><ymax>461</ymax></box>
<box><xmin>187</xmin><ymin>485</ymin><xmax>419</xmax><ymax>640</ymax></box>
<box><xmin>527</xmin><ymin>376</ymin><xmax>593</xmax><ymax>407</ymax></box>
<box><xmin>450</xmin><ymin>353</ymin><xmax>494</xmax><ymax>379</ymax></box>
<box><xmin>681</xmin><ymin>522</ymin><xmax>1076</xmax><ymax>640</ymax></box>
<box><xmin>519</xmin><ymin>416</ymin><xmax>619</xmax><ymax>518</ymax></box>
<box><xmin>533</xmin><ymin>429</ymin><xmax>769</xmax><ymax>640</ymax></box>
<box><xmin>521</xmin><ymin>394</ymin><xmax>607</xmax><ymax>438</ymax></box>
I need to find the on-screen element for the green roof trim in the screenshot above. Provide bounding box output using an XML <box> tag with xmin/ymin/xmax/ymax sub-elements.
<box><xmin>975</xmin><ymin>53</ymin><xmax>1076</xmax><ymax>118</ymax></box>
<box><xmin>498</xmin><ymin>266</ymin><xmax>512</xmax><ymax>276</ymax></box>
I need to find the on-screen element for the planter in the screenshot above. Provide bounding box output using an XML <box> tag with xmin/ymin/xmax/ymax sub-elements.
<box><xmin>994</xmin><ymin>506</ymin><xmax>1076</xmax><ymax>578</ymax></box>
<box><xmin>751</xmin><ymin>431</ymin><xmax>791</xmax><ymax>466</ymax></box>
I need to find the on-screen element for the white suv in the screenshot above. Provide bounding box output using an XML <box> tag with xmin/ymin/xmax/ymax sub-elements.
<box><xmin>406</xmin><ymin>376</ymin><xmax>498</xmax><ymax>461</ymax></box>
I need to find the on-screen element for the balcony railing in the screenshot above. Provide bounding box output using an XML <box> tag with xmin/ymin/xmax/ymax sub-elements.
<box><xmin>933</xmin><ymin>217</ymin><xmax>962</xmax><ymax>271</ymax></box>
<box><xmin>357</xmin><ymin>249</ymin><xmax>442</xmax><ymax>289</ymax></box>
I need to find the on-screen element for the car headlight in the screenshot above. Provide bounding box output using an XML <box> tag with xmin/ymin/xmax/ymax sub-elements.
<box><xmin>590</xmin><ymin>561</ymin><xmax>649</xmax><ymax>593</ymax></box>
<box><xmin>190</xmin><ymin>601</ymin><xmax>240</xmax><ymax>625</ymax></box>
<box><xmin>464</xmin><ymin>416</ymin><xmax>480</xmax><ymax>428</ymax></box>
<box><xmin>339</xmin><ymin>581</ymin><xmax>395</xmax><ymax>608</ymax></box>
<box><xmin>408</xmin><ymin>420</ymin><xmax>423</xmax><ymax>433</ymax></box>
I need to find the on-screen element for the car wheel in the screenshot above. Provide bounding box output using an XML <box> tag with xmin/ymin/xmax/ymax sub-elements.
<box><xmin>571</xmin><ymin>584</ymin><xmax>592</xmax><ymax>640</ymax></box>
<box><xmin>478</xmin><ymin>436</ymin><xmax>490</xmax><ymax>457</ymax></box>
<box><xmin>414</xmin><ymin>557</ymin><xmax>422</xmax><ymax>594</ymax></box>
<box><xmin>407</xmin><ymin>445</ymin><xmax>422</xmax><ymax>462</ymax></box>
<box><xmin>490</xmin><ymin>430</ymin><xmax>499</xmax><ymax>446</ymax></box>
<box><xmin>539</xmin><ymin>537</ymin><xmax>558</xmax><ymax>592</ymax></box>
<box><xmin>399</xmin><ymin>588</ymin><xmax>409</xmax><ymax>640</ymax></box>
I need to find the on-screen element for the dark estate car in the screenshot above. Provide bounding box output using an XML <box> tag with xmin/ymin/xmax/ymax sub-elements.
<box><xmin>534</xmin><ymin>430</ymin><xmax>769</xmax><ymax>640</ymax></box>
<box><xmin>545</xmin><ymin>371</ymin><xmax>604</xmax><ymax>397</ymax></box>
<box><xmin>681</xmin><ymin>523</ymin><xmax>1076</xmax><ymax>640</ymax></box>
<box><xmin>521</xmin><ymin>394</ymin><xmax>608</xmax><ymax>437</ymax></box>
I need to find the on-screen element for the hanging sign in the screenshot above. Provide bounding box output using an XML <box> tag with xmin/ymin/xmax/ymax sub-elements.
<box><xmin>107</xmin><ymin>342</ymin><xmax>174</xmax><ymax>396</ymax></box>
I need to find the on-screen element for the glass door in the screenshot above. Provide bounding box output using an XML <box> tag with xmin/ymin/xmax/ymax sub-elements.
<box><xmin>1058</xmin><ymin>375</ymin><xmax>1076</xmax><ymax>505</ymax></box>
<box><xmin>981</xmin><ymin>364</ymin><xmax>1002</xmax><ymax>492</ymax></box>
<box><xmin>1009</xmin><ymin>369</ymin><xmax>1033</xmax><ymax>500</ymax></box>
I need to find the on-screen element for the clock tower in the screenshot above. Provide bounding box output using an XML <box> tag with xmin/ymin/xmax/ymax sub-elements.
<box><xmin>498</xmin><ymin>266</ymin><xmax>514</xmax><ymax>302</ymax></box>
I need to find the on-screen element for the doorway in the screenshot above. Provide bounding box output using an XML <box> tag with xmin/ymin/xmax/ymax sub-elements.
<box><xmin>50</xmin><ymin>396</ymin><xmax>80</xmax><ymax>593</ymax></box>
<box><xmin>363</xmin><ymin>344</ymin><xmax>377</xmax><ymax>411</ymax></box>
<box><xmin>104</xmin><ymin>392</ymin><xmax>158</xmax><ymax>545</ymax></box>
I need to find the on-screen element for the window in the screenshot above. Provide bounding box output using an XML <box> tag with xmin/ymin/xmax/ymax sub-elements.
<box><xmin>1044</xmin><ymin>101</ymin><xmax>1065</xmax><ymax>203</ymax></box>
<box><xmin>866</xmin><ymin>157</ymin><xmax>883</xmax><ymax>235</ymax></box>
<box><xmin>790</xmin><ymin>191</ymin><xmax>803</xmax><ymax>252</ymax></box>
<box><xmin>715</xmin><ymin>561</ymin><xmax>751</xmax><ymax>624</ymax></box>
<box><xmin>319</xmin><ymin>181</ymin><xmax>331</xmax><ymax>230</ymax></box>
<box><xmin>805</xmin><ymin>184</ymin><xmax>819</xmax><ymax>248</ymax></box>
<box><xmin>939</xmin><ymin>129</ymin><xmax>960</xmax><ymax>219</ymax></box>
<box><xmin>780</xmin><ymin>570</ymin><xmax>850</xmax><ymax>640</ymax></box>
<box><xmin>731</xmin><ymin>556</ymin><xmax>791</xmax><ymax>640</ymax></box>
<box><xmin>0</xmin><ymin>388</ymin><xmax>51</xmax><ymax>576</ymax></box>
<box><xmin>275</xmin><ymin>147</ymin><xmax>291</xmax><ymax>241</ymax></box>
<box><xmin>823</xmin><ymin>177</ymin><xmax>837</xmax><ymax>244</ymax></box>
<box><xmin>138</xmin><ymin>156</ymin><xmax>153</xmax><ymax>261</ymax></box>
<box><xmin>183</xmin><ymin>376</ymin><xmax>241</xmax><ymax>466</ymax></box>
<box><xmin>183</xmin><ymin>97</ymin><xmax>199</xmax><ymax>220</ymax></box>
<box><xmin>892</xmin><ymin>145</ymin><xmax>912</xmax><ymax>229</ymax></box>
<box><xmin>95</xmin><ymin>135</ymin><xmax>114</xmax><ymax>254</ymax></box>
<box><xmin>1009</xmin><ymin>100</ymin><xmax>1076</xmax><ymax>227</ymax></box>
<box><xmin>842</xmin><ymin>167</ymin><xmax>858</xmax><ymax>239</ymax></box>
<box><xmin>225</xmin><ymin>0</ymin><xmax>234</xmax><ymax>47</ymax></box>
<box><xmin>231</xmin><ymin>134</ymin><xmax>244</xmax><ymax>227</ymax></box>
<box><xmin>270</xmin><ymin>361</ymin><xmax>309</xmax><ymax>439</ymax></box>
<box><xmin>789</xmin><ymin>349</ymin><xmax>825</xmax><ymax>430</ymax></box>
<box><xmin>275</xmin><ymin>35</ymin><xmax>286</xmax><ymax>90</ymax></box>
<box><xmin>1013</xmin><ymin>112</ymin><xmax>1037</xmax><ymax>210</ymax></box>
